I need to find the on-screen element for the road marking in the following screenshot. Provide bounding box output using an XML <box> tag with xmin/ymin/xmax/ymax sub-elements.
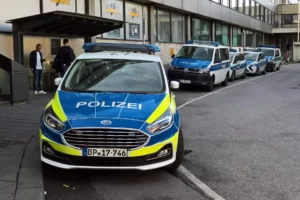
<box><xmin>178</xmin><ymin>72</ymin><xmax>279</xmax><ymax>110</ymax></box>
<box><xmin>177</xmin><ymin>71</ymin><xmax>279</xmax><ymax>199</ymax></box>
<box><xmin>178</xmin><ymin>165</ymin><xmax>226</xmax><ymax>200</ymax></box>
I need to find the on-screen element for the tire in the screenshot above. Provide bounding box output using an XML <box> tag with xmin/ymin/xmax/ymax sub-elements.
<box><xmin>262</xmin><ymin>66</ymin><xmax>266</xmax><ymax>75</ymax></box>
<box><xmin>229</xmin><ymin>71</ymin><xmax>235</xmax><ymax>82</ymax></box>
<box><xmin>271</xmin><ymin>63</ymin><xmax>275</xmax><ymax>72</ymax></box>
<box><xmin>166</xmin><ymin>129</ymin><xmax>184</xmax><ymax>172</ymax></box>
<box><xmin>221</xmin><ymin>73</ymin><xmax>229</xmax><ymax>86</ymax></box>
<box><xmin>255</xmin><ymin>68</ymin><xmax>259</xmax><ymax>76</ymax></box>
<box><xmin>277</xmin><ymin>63</ymin><xmax>281</xmax><ymax>71</ymax></box>
<box><xmin>206</xmin><ymin>77</ymin><xmax>214</xmax><ymax>92</ymax></box>
<box><xmin>241</xmin><ymin>70</ymin><xmax>246</xmax><ymax>79</ymax></box>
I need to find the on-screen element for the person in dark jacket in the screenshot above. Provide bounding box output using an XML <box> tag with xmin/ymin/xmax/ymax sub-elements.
<box><xmin>29</xmin><ymin>44</ymin><xmax>47</xmax><ymax>95</ymax></box>
<box><xmin>53</xmin><ymin>39</ymin><xmax>75</xmax><ymax>77</ymax></box>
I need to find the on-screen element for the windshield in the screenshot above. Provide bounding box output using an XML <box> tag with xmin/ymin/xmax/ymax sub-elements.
<box><xmin>244</xmin><ymin>53</ymin><xmax>258</xmax><ymax>61</ymax></box>
<box><xmin>229</xmin><ymin>54</ymin><xmax>234</xmax><ymax>62</ymax></box>
<box><xmin>61</xmin><ymin>59</ymin><xmax>165</xmax><ymax>94</ymax></box>
<box><xmin>175</xmin><ymin>46</ymin><xmax>214</xmax><ymax>61</ymax></box>
<box><xmin>259</xmin><ymin>48</ymin><xmax>274</xmax><ymax>56</ymax></box>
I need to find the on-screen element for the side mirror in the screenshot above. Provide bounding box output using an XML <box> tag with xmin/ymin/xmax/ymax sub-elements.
<box><xmin>214</xmin><ymin>57</ymin><xmax>221</xmax><ymax>63</ymax></box>
<box><xmin>170</xmin><ymin>81</ymin><xmax>179</xmax><ymax>90</ymax></box>
<box><xmin>171</xmin><ymin>54</ymin><xmax>175</xmax><ymax>59</ymax></box>
<box><xmin>54</xmin><ymin>77</ymin><xmax>63</xmax><ymax>86</ymax></box>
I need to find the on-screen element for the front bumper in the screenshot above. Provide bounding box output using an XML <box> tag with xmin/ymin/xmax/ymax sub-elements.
<box><xmin>40</xmin><ymin>131</ymin><xmax>178</xmax><ymax>170</ymax></box>
<box><xmin>246</xmin><ymin>65</ymin><xmax>257</xmax><ymax>74</ymax></box>
<box><xmin>168</xmin><ymin>69</ymin><xmax>212</xmax><ymax>85</ymax></box>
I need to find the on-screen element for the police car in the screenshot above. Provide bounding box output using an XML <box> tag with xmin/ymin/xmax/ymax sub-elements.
<box><xmin>168</xmin><ymin>40</ymin><xmax>231</xmax><ymax>92</ymax></box>
<box><xmin>229</xmin><ymin>49</ymin><xmax>247</xmax><ymax>81</ymax></box>
<box><xmin>40</xmin><ymin>43</ymin><xmax>184</xmax><ymax>171</ymax></box>
<box><xmin>243</xmin><ymin>51</ymin><xmax>267</xmax><ymax>75</ymax></box>
<box><xmin>256</xmin><ymin>44</ymin><xmax>281</xmax><ymax>71</ymax></box>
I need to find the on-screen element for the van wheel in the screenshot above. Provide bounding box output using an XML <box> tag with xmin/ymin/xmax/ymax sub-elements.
<box><xmin>166</xmin><ymin>129</ymin><xmax>184</xmax><ymax>172</ymax></box>
<box><xmin>229</xmin><ymin>71</ymin><xmax>235</xmax><ymax>82</ymax></box>
<box><xmin>241</xmin><ymin>70</ymin><xmax>246</xmax><ymax>79</ymax></box>
<box><xmin>206</xmin><ymin>77</ymin><xmax>214</xmax><ymax>92</ymax></box>
<box><xmin>271</xmin><ymin>63</ymin><xmax>275</xmax><ymax>72</ymax></box>
<box><xmin>221</xmin><ymin>73</ymin><xmax>229</xmax><ymax>86</ymax></box>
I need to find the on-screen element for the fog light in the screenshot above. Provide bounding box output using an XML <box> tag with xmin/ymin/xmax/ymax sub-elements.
<box><xmin>43</xmin><ymin>146</ymin><xmax>55</xmax><ymax>155</ymax></box>
<box><xmin>157</xmin><ymin>148</ymin><xmax>171</xmax><ymax>157</ymax></box>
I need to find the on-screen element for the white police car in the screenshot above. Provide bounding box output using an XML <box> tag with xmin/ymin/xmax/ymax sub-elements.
<box><xmin>243</xmin><ymin>51</ymin><xmax>267</xmax><ymax>75</ymax></box>
<box><xmin>256</xmin><ymin>45</ymin><xmax>281</xmax><ymax>71</ymax></box>
<box><xmin>229</xmin><ymin>49</ymin><xmax>247</xmax><ymax>81</ymax></box>
<box><xmin>168</xmin><ymin>40</ymin><xmax>231</xmax><ymax>92</ymax></box>
<box><xmin>40</xmin><ymin>43</ymin><xmax>185</xmax><ymax>171</ymax></box>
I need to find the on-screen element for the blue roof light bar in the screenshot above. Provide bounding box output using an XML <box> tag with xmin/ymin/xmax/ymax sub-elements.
<box><xmin>82</xmin><ymin>43</ymin><xmax>161</xmax><ymax>53</ymax></box>
<box><xmin>259</xmin><ymin>44</ymin><xmax>278</xmax><ymax>49</ymax></box>
<box><xmin>229</xmin><ymin>49</ymin><xmax>237</xmax><ymax>52</ymax></box>
<box><xmin>188</xmin><ymin>40</ymin><xmax>219</xmax><ymax>47</ymax></box>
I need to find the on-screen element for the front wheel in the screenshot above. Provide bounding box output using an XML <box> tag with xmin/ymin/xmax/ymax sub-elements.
<box><xmin>255</xmin><ymin>68</ymin><xmax>259</xmax><ymax>76</ymax></box>
<box><xmin>271</xmin><ymin>63</ymin><xmax>275</xmax><ymax>72</ymax></box>
<box><xmin>229</xmin><ymin>71</ymin><xmax>235</xmax><ymax>82</ymax></box>
<box><xmin>277</xmin><ymin>63</ymin><xmax>281</xmax><ymax>71</ymax></box>
<box><xmin>262</xmin><ymin>66</ymin><xmax>266</xmax><ymax>75</ymax></box>
<box><xmin>241</xmin><ymin>70</ymin><xmax>246</xmax><ymax>79</ymax></box>
<box><xmin>206</xmin><ymin>77</ymin><xmax>214</xmax><ymax>92</ymax></box>
<box><xmin>166</xmin><ymin>129</ymin><xmax>184</xmax><ymax>172</ymax></box>
<box><xmin>221</xmin><ymin>73</ymin><xmax>229</xmax><ymax>86</ymax></box>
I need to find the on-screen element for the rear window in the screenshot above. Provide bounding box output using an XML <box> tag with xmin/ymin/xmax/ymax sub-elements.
<box><xmin>175</xmin><ymin>46</ymin><xmax>214</xmax><ymax>61</ymax></box>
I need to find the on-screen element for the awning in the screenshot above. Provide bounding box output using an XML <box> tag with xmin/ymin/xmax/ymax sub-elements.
<box><xmin>6</xmin><ymin>11</ymin><xmax>125</xmax><ymax>37</ymax></box>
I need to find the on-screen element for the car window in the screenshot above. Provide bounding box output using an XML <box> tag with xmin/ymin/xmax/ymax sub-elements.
<box><xmin>275</xmin><ymin>50</ymin><xmax>279</xmax><ymax>57</ymax></box>
<box><xmin>244</xmin><ymin>53</ymin><xmax>257</xmax><ymax>61</ymax></box>
<box><xmin>214</xmin><ymin>49</ymin><xmax>221</xmax><ymax>63</ymax></box>
<box><xmin>240</xmin><ymin>53</ymin><xmax>245</xmax><ymax>60</ymax></box>
<box><xmin>62</xmin><ymin>59</ymin><xmax>165</xmax><ymax>93</ymax></box>
<box><xmin>220</xmin><ymin>48</ymin><xmax>229</xmax><ymax>61</ymax></box>
<box><xmin>259</xmin><ymin>48</ymin><xmax>274</xmax><ymax>56</ymax></box>
<box><xmin>175</xmin><ymin>46</ymin><xmax>214</xmax><ymax>61</ymax></box>
<box><xmin>233</xmin><ymin>54</ymin><xmax>240</xmax><ymax>64</ymax></box>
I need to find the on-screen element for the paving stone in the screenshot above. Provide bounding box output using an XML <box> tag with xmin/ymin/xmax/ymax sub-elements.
<box><xmin>0</xmin><ymin>194</ymin><xmax>14</xmax><ymax>200</ymax></box>
<box><xmin>17</xmin><ymin>168</ymin><xmax>43</xmax><ymax>189</ymax></box>
<box><xmin>0</xmin><ymin>171</ymin><xmax>18</xmax><ymax>182</ymax></box>
<box><xmin>15</xmin><ymin>187</ymin><xmax>44</xmax><ymax>200</ymax></box>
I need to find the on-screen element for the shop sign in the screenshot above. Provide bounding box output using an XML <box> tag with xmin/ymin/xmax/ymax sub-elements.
<box><xmin>50</xmin><ymin>0</ymin><xmax>71</xmax><ymax>6</ymax></box>
<box><xmin>106</xmin><ymin>3</ymin><xmax>121</xmax><ymax>15</ymax></box>
<box><xmin>128</xmin><ymin>8</ymin><xmax>140</xmax><ymax>19</ymax></box>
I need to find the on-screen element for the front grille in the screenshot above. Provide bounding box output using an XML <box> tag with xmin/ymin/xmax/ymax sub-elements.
<box><xmin>63</xmin><ymin>129</ymin><xmax>149</xmax><ymax>150</ymax></box>
<box><xmin>172</xmin><ymin>67</ymin><xmax>199</xmax><ymax>73</ymax></box>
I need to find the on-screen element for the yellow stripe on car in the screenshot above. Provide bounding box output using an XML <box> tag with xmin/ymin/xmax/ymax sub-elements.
<box><xmin>51</xmin><ymin>92</ymin><xmax>68</xmax><ymax>122</ymax></box>
<box><xmin>146</xmin><ymin>94</ymin><xmax>170</xmax><ymax>124</ymax></box>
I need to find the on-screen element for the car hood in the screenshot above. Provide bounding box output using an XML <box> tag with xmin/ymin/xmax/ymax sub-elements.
<box><xmin>265</xmin><ymin>56</ymin><xmax>274</xmax><ymax>60</ymax></box>
<box><xmin>246</xmin><ymin>60</ymin><xmax>255</xmax><ymax>65</ymax></box>
<box><xmin>55</xmin><ymin>90</ymin><xmax>168</xmax><ymax>122</ymax></box>
<box><xmin>171</xmin><ymin>58</ymin><xmax>211</xmax><ymax>69</ymax></box>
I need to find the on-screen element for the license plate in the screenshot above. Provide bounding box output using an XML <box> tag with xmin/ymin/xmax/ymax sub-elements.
<box><xmin>179</xmin><ymin>79</ymin><xmax>191</xmax><ymax>84</ymax></box>
<box><xmin>84</xmin><ymin>148</ymin><xmax>128</xmax><ymax>157</ymax></box>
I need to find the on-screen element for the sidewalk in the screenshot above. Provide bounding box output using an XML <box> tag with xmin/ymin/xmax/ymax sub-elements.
<box><xmin>0</xmin><ymin>91</ymin><xmax>53</xmax><ymax>200</ymax></box>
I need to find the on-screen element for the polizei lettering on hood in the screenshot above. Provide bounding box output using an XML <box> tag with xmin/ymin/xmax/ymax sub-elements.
<box><xmin>76</xmin><ymin>101</ymin><xmax>143</xmax><ymax>110</ymax></box>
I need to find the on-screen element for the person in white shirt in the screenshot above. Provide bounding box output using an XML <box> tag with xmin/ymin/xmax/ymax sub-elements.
<box><xmin>29</xmin><ymin>44</ymin><xmax>47</xmax><ymax>95</ymax></box>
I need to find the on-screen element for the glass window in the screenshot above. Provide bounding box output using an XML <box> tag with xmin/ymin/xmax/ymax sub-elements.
<box><xmin>214</xmin><ymin>49</ymin><xmax>221</xmax><ymax>62</ymax></box>
<box><xmin>268</xmin><ymin>10</ymin><xmax>271</xmax><ymax>24</ymax></box>
<box><xmin>256</xmin><ymin>3</ymin><xmax>260</xmax><ymax>20</ymax></box>
<box><xmin>171</xmin><ymin>13</ymin><xmax>185</xmax><ymax>43</ymax></box>
<box><xmin>260</xmin><ymin>5</ymin><xmax>264</xmax><ymax>21</ymax></box>
<box><xmin>244</xmin><ymin>52</ymin><xmax>257</xmax><ymax>61</ymax></box>
<box><xmin>264</xmin><ymin>8</ymin><xmax>268</xmax><ymax>23</ymax></box>
<box><xmin>125</xmin><ymin>2</ymin><xmax>144</xmax><ymax>40</ymax></box>
<box><xmin>282</xmin><ymin>15</ymin><xmax>293</xmax><ymax>24</ymax></box>
<box><xmin>293</xmin><ymin>15</ymin><xmax>298</xmax><ymax>23</ymax></box>
<box><xmin>256</xmin><ymin>33</ymin><xmax>263</xmax><ymax>46</ymax></box>
<box><xmin>157</xmin><ymin>10</ymin><xmax>171</xmax><ymax>42</ymax></box>
<box><xmin>212</xmin><ymin>0</ymin><xmax>220</xmax><ymax>3</ymax></box>
<box><xmin>192</xmin><ymin>18</ymin><xmax>211</xmax><ymax>40</ymax></box>
<box><xmin>232</xmin><ymin>27</ymin><xmax>243</xmax><ymax>46</ymax></box>
<box><xmin>238</xmin><ymin>0</ymin><xmax>244</xmax><ymax>13</ymax></box>
<box><xmin>175</xmin><ymin>46</ymin><xmax>214</xmax><ymax>61</ymax></box>
<box><xmin>220</xmin><ymin>48</ymin><xmax>229</xmax><ymax>61</ymax></box>
<box><xmin>102</xmin><ymin>0</ymin><xmax>124</xmax><ymax>39</ymax></box>
<box><xmin>246</xmin><ymin>30</ymin><xmax>253</xmax><ymax>47</ymax></box>
<box><xmin>62</xmin><ymin>59</ymin><xmax>165</xmax><ymax>93</ymax></box>
<box><xmin>258</xmin><ymin>48</ymin><xmax>275</xmax><ymax>56</ymax></box>
<box><xmin>215</xmin><ymin>23</ymin><xmax>229</xmax><ymax>46</ymax></box>
<box><xmin>222</xmin><ymin>0</ymin><xmax>229</xmax><ymax>7</ymax></box>
<box><xmin>245</xmin><ymin>0</ymin><xmax>250</xmax><ymax>15</ymax></box>
<box><xmin>251</xmin><ymin>0</ymin><xmax>255</xmax><ymax>17</ymax></box>
<box><xmin>231</xmin><ymin>0</ymin><xmax>238</xmax><ymax>10</ymax></box>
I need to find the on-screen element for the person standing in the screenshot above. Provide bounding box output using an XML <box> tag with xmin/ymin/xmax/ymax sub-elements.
<box><xmin>29</xmin><ymin>44</ymin><xmax>47</xmax><ymax>95</ymax></box>
<box><xmin>54</xmin><ymin>39</ymin><xmax>75</xmax><ymax>77</ymax></box>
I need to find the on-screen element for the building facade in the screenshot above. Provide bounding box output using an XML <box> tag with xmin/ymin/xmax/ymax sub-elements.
<box><xmin>0</xmin><ymin>0</ymin><xmax>279</xmax><ymax>68</ymax></box>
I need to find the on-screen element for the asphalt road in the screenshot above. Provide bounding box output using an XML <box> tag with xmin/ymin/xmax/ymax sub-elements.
<box><xmin>43</xmin><ymin>63</ymin><xmax>300</xmax><ymax>200</ymax></box>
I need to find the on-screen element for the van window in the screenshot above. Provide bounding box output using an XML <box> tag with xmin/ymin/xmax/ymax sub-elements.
<box><xmin>233</xmin><ymin>54</ymin><xmax>241</xmax><ymax>64</ymax></box>
<box><xmin>275</xmin><ymin>50</ymin><xmax>279</xmax><ymax>57</ymax></box>
<box><xmin>220</xmin><ymin>48</ymin><xmax>229</xmax><ymax>61</ymax></box>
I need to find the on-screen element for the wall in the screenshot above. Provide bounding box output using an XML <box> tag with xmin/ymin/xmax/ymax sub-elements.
<box><xmin>150</xmin><ymin>0</ymin><xmax>274</xmax><ymax>33</ymax></box>
<box><xmin>277</xmin><ymin>4</ymin><xmax>299</xmax><ymax>14</ymax></box>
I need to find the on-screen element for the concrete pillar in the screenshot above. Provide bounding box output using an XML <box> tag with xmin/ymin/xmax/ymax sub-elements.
<box><xmin>212</xmin><ymin>21</ymin><xmax>215</xmax><ymax>41</ymax></box>
<box><xmin>149</xmin><ymin>6</ymin><xmax>156</xmax><ymax>44</ymax></box>
<box><xmin>186</xmin><ymin>15</ymin><xmax>191</xmax><ymax>41</ymax></box>
<box><xmin>230</xmin><ymin>26</ymin><xmax>233</xmax><ymax>48</ymax></box>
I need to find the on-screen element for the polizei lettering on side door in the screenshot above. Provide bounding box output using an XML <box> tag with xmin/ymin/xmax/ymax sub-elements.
<box><xmin>76</xmin><ymin>101</ymin><xmax>143</xmax><ymax>110</ymax></box>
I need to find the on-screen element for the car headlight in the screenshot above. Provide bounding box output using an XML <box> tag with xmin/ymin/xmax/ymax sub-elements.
<box><xmin>147</xmin><ymin>107</ymin><xmax>173</xmax><ymax>134</ymax></box>
<box><xmin>199</xmin><ymin>68</ymin><xmax>210</xmax><ymax>74</ymax></box>
<box><xmin>43</xmin><ymin>106</ymin><xmax>65</xmax><ymax>131</ymax></box>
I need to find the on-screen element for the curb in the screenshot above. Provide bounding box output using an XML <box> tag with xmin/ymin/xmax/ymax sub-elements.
<box><xmin>15</xmin><ymin>135</ymin><xmax>45</xmax><ymax>200</ymax></box>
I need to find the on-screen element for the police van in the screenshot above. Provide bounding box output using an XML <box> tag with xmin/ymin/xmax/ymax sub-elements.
<box><xmin>229</xmin><ymin>49</ymin><xmax>247</xmax><ymax>81</ymax></box>
<box><xmin>243</xmin><ymin>50</ymin><xmax>267</xmax><ymax>75</ymax></box>
<box><xmin>40</xmin><ymin>43</ymin><xmax>184</xmax><ymax>171</ymax></box>
<box><xmin>168</xmin><ymin>40</ymin><xmax>231</xmax><ymax>92</ymax></box>
<box><xmin>256</xmin><ymin>45</ymin><xmax>281</xmax><ymax>71</ymax></box>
